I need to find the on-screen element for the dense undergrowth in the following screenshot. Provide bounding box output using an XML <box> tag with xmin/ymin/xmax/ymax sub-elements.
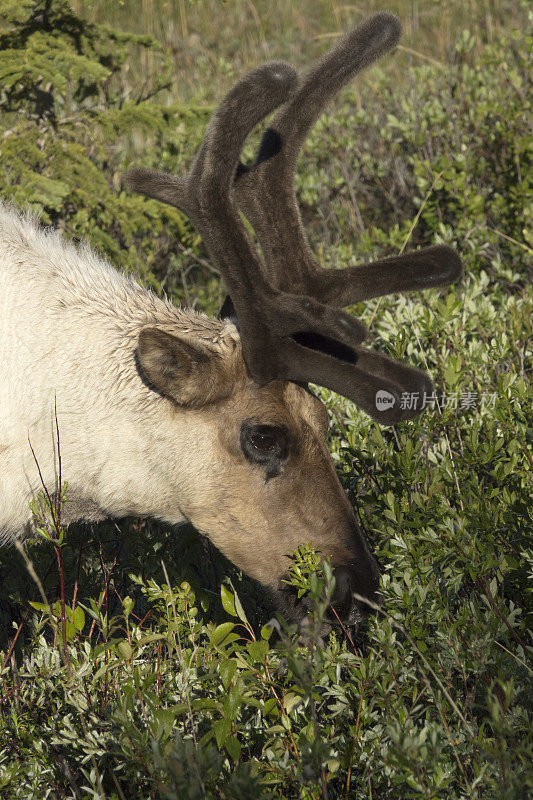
<box><xmin>0</xmin><ymin>1</ymin><xmax>531</xmax><ymax>798</ymax></box>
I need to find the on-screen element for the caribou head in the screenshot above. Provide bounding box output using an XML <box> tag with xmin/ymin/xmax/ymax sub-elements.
<box><xmin>123</xmin><ymin>13</ymin><xmax>461</xmax><ymax>623</ymax></box>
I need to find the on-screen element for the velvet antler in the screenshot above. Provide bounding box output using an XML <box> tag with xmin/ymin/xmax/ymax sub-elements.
<box><xmin>127</xmin><ymin>13</ymin><xmax>462</xmax><ymax>424</ymax></box>
<box><xmin>234</xmin><ymin>13</ymin><xmax>461</xmax><ymax>301</ymax></box>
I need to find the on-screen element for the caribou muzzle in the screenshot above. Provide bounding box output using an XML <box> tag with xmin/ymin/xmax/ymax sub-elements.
<box><xmin>330</xmin><ymin>558</ymin><xmax>380</xmax><ymax>626</ymax></box>
<box><xmin>329</xmin><ymin>525</ymin><xmax>380</xmax><ymax>625</ymax></box>
<box><xmin>275</xmin><ymin>520</ymin><xmax>380</xmax><ymax>627</ymax></box>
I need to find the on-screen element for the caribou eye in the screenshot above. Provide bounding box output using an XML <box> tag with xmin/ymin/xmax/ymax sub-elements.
<box><xmin>250</xmin><ymin>430</ymin><xmax>278</xmax><ymax>452</ymax></box>
<box><xmin>240</xmin><ymin>421</ymin><xmax>289</xmax><ymax>478</ymax></box>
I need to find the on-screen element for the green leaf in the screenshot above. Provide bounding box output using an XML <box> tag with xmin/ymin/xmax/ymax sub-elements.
<box><xmin>93</xmin><ymin>659</ymin><xmax>121</xmax><ymax>681</ymax></box>
<box><xmin>261</xmin><ymin>698</ymin><xmax>278</xmax><ymax>717</ymax></box>
<box><xmin>260</xmin><ymin>623</ymin><xmax>274</xmax><ymax>640</ymax></box>
<box><xmin>248</xmin><ymin>639</ymin><xmax>269</xmax><ymax>662</ymax></box>
<box><xmin>209</xmin><ymin>622</ymin><xmax>235</xmax><ymax>648</ymax></box>
<box><xmin>223</xmin><ymin>684</ymin><xmax>244</xmax><ymax>721</ymax></box>
<box><xmin>283</xmin><ymin>693</ymin><xmax>302</xmax><ymax>714</ymax></box>
<box><xmin>28</xmin><ymin>601</ymin><xmax>50</xmax><ymax>613</ymax></box>
<box><xmin>118</xmin><ymin>641</ymin><xmax>133</xmax><ymax>661</ymax></box>
<box><xmin>167</xmin><ymin>702</ymin><xmax>189</xmax><ymax>716</ymax></box>
<box><xmin>122</xmin><ymin>596</ymin><xmax>134</xmax><ymax>617</ymax></box>
<box><xmin>219</xmin><ymin>659</ymin><xmax>237</xmax><ymax>690</ymax></box>
<box><xmin>190</xmin><ymin>699</ymin><xmax>220</xmax><ymax>712</ymax></box>
<box><xmin>225</xmin><ymin>735</ymin><xmax>241</xmax><ymax>761</ymax></box>
<box><xmin>233</xmin><ymin>589</ymin><xmax>249</xmax><ymax>626</ymax></box>
<box><xmin>64</xmin><ymin>621</ymin><xmax>76</xmax><ymax>642</ymax></box>
<box><xmin>136</xmin><ymin>634</ymin><xmax>167</xmax><ymax>645</ymax></box>
<box><xmin>72</xmin><ymin>605</ymin><xmax>85</xmax><ymax>632</ymax></box>
<box><xmin>213</xmin><ymin>717</ymin><xmax>231</xmax><ymax>749</ymax></box>
<box><xmin>221</xmin><ymin>584</ymin><xmax>236</xmax><ymax>617</ymax></box>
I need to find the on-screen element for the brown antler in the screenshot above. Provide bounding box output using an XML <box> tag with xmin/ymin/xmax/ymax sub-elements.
<box><xmin>232</xmin><ymin>13</ymin><xmax>462</xmax><ymax>411</ymax></box>
<box><xmin>127</xmin><ymin>13</ymin><xmax>462</xmax><ymax>424</ymax></box>
<box><xmin>235</xmin><ymin>13</ymin><xmax>461</xmax><ymax>300</ymax></box>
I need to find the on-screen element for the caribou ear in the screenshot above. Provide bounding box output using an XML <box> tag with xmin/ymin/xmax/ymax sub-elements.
<box><xmin>137</xmin><ymin>327</ymin><xmax>235</xmax><ymax>407</ymax></box>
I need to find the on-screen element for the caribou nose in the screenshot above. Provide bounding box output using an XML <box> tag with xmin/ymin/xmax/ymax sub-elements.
<box><xmin>331</xmin><ymin>555</ymin><xmax>380</xmax><ymax>624</ymax></box>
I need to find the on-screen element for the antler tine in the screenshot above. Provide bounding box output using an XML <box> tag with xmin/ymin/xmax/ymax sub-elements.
<box><xmin>284</xmin><ymin>340</ymin><xmax>434</xmax><ymax>424</ymax></box>
<box><xmin>273</xmin><ymin>13</ymin><xmax>402</xmax><ymax>145</ymax></box>
<box><xmin>127</xmin><ymin>61</ymin><xmax>323</xmax><ymax>342</ymax></box>
<box><xmin>234</xmin><ymin>12</ymin><xmax>403</xmax><ymax>292</ymax></box>
<box><xmin>316</xmin><ymin>245</ymin><xmax>462</xmax><ymax>305</ymax></box>
<box><xmin>127</xmin><ymin>61</ymin><xmax>298</xmax><ymax>254</ymax></box>
<box><xmin>234</xmin><ymin>11</ymin><xmax>461</xmax><ymax>301</ymax></box>
<box><xmin>189</xmin><ymin>63</ymin><xmax>298</xmax><ymax>206</ymax></box>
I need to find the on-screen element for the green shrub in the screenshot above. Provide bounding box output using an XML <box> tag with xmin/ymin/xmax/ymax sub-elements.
<box><xmin>0</xmin><ymin>0</ymin><xmax>220</xmax><ymax>310</ymax></box>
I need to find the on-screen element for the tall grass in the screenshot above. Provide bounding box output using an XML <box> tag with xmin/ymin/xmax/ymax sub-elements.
<box><xmin>72</xmin><ymin>0</ymin><xmax>525</xmax><ymax>102</ymax></box>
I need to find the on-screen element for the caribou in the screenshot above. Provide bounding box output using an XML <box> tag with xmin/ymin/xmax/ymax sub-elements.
<box><xmin>0</xmin><ymin>13</ymin><xmax>461</xmax><ymax>623</ymax></box>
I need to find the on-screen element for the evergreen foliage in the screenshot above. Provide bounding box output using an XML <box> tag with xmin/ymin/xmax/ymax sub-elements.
<box><xmin>0</xmin><ymin>0</ymin><xmax>218</xmax><ymax>308</ymax></box>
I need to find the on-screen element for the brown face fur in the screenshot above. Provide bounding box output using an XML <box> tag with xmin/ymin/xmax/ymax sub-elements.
<box><xmin>138</xmin><ymin>327</ymin><xmax>378</xmax><ymax>621</ymax></box>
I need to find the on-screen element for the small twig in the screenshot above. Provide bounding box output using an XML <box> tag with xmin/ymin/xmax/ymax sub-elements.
<box><xmin>314</xmin><ymin>31</ymin><xmax>344</xmax><ymax>39</ymax></box>
<box><xmin>27</xmin><ymin>437</ymin><xmax>55</xmax><ymax>526</ymax></box>
<box><xmin>161</xmin><ymin>559</ymin><xmax>197</xmax><ymax>745</ymax></box>
<box><xmin>400</xmin><ymin>171</ymin><xmax>444</xmax><ymax>256</ymax></box>
<box><xmin>345</xmin><ymin>688</ymin><xmax>364</xmax><ymax>798</ymax></box>
<box><xmin>329</xmin><ymin>604</ymin><xmax>358</xmax><ymax>654</ymax></box>
<box><xmin>72</xmin><ymin>534</ymin><xmax>85</xmax><ymax>613</ymax></box>
<box><xmin>51</xmin><ymin>403</ymin><xmax>71</xmax><ymax>674</ymax></box>
<box><xmin>0</xmin><ymin>610</ymin><xmax>29</xmax><ymax>673</ymax></box>
<box><xmin>244</xmin><ymin>0</ymin><xmax>269</xmax><ymax>54</ymax></box>
<box><xmin>14</xmin><ymin>541</ymin><xmax>49</xmax><ymax>609</ymax></box>
<box><xmin>54</xmin><ymin>397</ymin><xmax>62</xmax><ymax>526</ymax></box>
<box><xmin>88</xmin><ymin>551</ymin><xmax>118</xmax><ymax>641</ymax></box>
<box><xmin>396</xmin><ymin>44</ymin><xmax>444</xmax><ymax>67</ymax></box>
<box><xmin>112</xmin><ymin>774</ymin><xmax>127</xmax><ymax>800</ymax></box>
<box><xmin>494</xmin><ymin>641</ymin><xmax>533</xmax><ymax>674</ymax></box>
<box><xmin>488</xmin><ymin>227</ymin><xmax>532</xmax><ymax>254</ymax></box>
<box><xmin>368</xmin><ymin>170</ymin><xmax>444</xmax><ymax>329</ymax></box>
<box><xmin>178</xmin><ymin>0</ymin><xmax>188</xmax><ymax>40</ymax></box>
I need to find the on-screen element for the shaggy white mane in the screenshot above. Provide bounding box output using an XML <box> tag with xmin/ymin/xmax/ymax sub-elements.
<box><xmin>0</xmin><ymin>202</ymin><xmax>239</xmax><ymax>351</ymax></box>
